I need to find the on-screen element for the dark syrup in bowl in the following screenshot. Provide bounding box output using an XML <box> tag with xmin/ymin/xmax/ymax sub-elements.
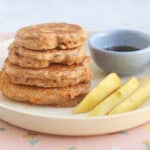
<box><xmin>105</xmin><ymin>46</ymin><xmax>139</xmax><ymax>52</ymax></box>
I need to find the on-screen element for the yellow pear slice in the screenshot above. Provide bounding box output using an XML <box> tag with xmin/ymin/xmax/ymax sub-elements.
<box><xmin>109</xmin><ymin>81</ymin><xmax>150</xmax><ymax>115</ymax></box>
<box><xmin>74</xmin><ymin>73</ymin><xmax>121</xmax><ymax>113</ymax></box>
<box><xmin>90</xmin><ymin>77</ymin><xmax>140</xmax><ymax>116</ymax></box>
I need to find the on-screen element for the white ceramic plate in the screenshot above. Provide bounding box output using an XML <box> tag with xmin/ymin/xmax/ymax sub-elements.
<box><xmin>0</xmin><ymin>39</ymin><xmax>150</xmax><ymax>136</ymax></box>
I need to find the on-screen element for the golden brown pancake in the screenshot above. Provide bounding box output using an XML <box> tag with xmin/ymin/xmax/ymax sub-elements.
<box><xmin>0</xmin><ymin>72</ymin><xmax>89</xmax><ymax>106</ymax></box>
<box><xmin>0</xmin><ymin>22</ymin><xmax>91</xmax><ymax>107</ymax></box>
<box><xmin>0</xmin><ymin>70</ymin><xmax>2</xmax><ymax>90</ymax></box>
<box><xmin>4</xmin><ymin>57</ymin><xmax>91</xmax><ymax>88</ymax></box>
<box><xmin>15</xmin><ymin>23</ymin><xmax>87</xmax><ymax>50</ymax></box>
<box><xmin>8</xmin><ymin>43</ymin><xmax>86</xmax><ymax>68</ymax></box>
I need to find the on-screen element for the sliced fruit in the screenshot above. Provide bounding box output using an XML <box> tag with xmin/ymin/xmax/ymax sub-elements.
<box><xmin>74</xmin><ymin>73</ymin><xmax>121</xmax><ymax>113</ymax></box>
<box><xmin>109</xmin><ymin>81</ymin><xmax>150</xmax><ymax>115</ymax></box>
<box><xmin>89</xmin><ymin>77</ymin><xmax>140</xmax><ymax>116</ymax></box>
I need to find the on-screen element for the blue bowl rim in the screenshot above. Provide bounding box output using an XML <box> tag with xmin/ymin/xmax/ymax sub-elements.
<box><xmin>88</xmin><ymin>29</ymin><xmax>150</xmax><ymax>55</ymax></box>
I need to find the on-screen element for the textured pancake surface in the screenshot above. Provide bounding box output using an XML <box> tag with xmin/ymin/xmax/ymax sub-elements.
<box><xmin>8</xmin><ymin>43</ymin><xmax>86</xmax><ymax>68</ymax></box>
<box><xmin>15</xmin><ymin>23</ymin><xmax>87</xmax><ymax>50</ymax></box>
<box><xmin>0</xmin><ymin>72</ymin><xmax>89</xmax><ymax>106</ymax></box>
<box><xmin>0</xmin><ymin>70</ymin><xmax>2</xmax><ymax>90</ymax></box>
<box><xmin>4</xmin><ymin>58</ymin><xmax>91</xmax><ymax>87</ymax></box>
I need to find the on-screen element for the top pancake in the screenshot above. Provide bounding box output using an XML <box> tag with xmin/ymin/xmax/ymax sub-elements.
<box><xmin>15</xmin><ymin>23</ymin><xmax>87</xmax><ymax>50</ymax></box>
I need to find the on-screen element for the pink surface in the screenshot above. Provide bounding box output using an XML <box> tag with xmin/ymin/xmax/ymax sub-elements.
<box><xmin>0</xmin><ymin>33</ymin><xmax>150</xmax><ymax>150</ymax></box>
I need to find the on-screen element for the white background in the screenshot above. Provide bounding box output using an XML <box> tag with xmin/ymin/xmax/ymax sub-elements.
<box><xmin>0</xmin><ymin>0</ymin><xmax>150</xmax><ymax>32</ymax></box>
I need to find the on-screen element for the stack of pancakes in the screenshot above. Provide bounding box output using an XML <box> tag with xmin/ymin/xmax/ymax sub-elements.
<box><xmin>0</xmin><ymin>23</ymin><xmax>91</xmax><ymax>107</ymax></box>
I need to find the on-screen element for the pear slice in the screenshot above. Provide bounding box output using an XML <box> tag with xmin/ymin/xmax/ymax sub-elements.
<box><xmin>74</xmin><ymin>73</ymin><xmax>121</xmax><ymax>113</ymax></box>
<box><xmin>90</xmin><ymin>77</ymin><xmax>140</xmax><ymax>116</ymax></box>
<box><xmin>109</xmin><ymin>81</ymin><xmax>150</xmax><ymax>115</ymax></box>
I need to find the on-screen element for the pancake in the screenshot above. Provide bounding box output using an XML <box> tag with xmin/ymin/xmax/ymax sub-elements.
<box><xmin>15</xmin><ymin>23</ymin><xmax>87</xmax><ymax>50</ymax></box>
<box><xmin>0</xmin><ymin>70</ymin><xmax>2</xmax><ymax>90</ymax></box>
<box><xmin>8</xmin><ymin>43</ymin><xmax>86</xmax><ymax>68</ymax></box>
<box><xmin>4</xmin><ymin>58</ymin><xmax>91</xmax><ymax>88</ymax></box>
<box><xmin>0</xmin><ymin>72</ymin><xmax>89</xmax><ymax>106</ymax></box>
